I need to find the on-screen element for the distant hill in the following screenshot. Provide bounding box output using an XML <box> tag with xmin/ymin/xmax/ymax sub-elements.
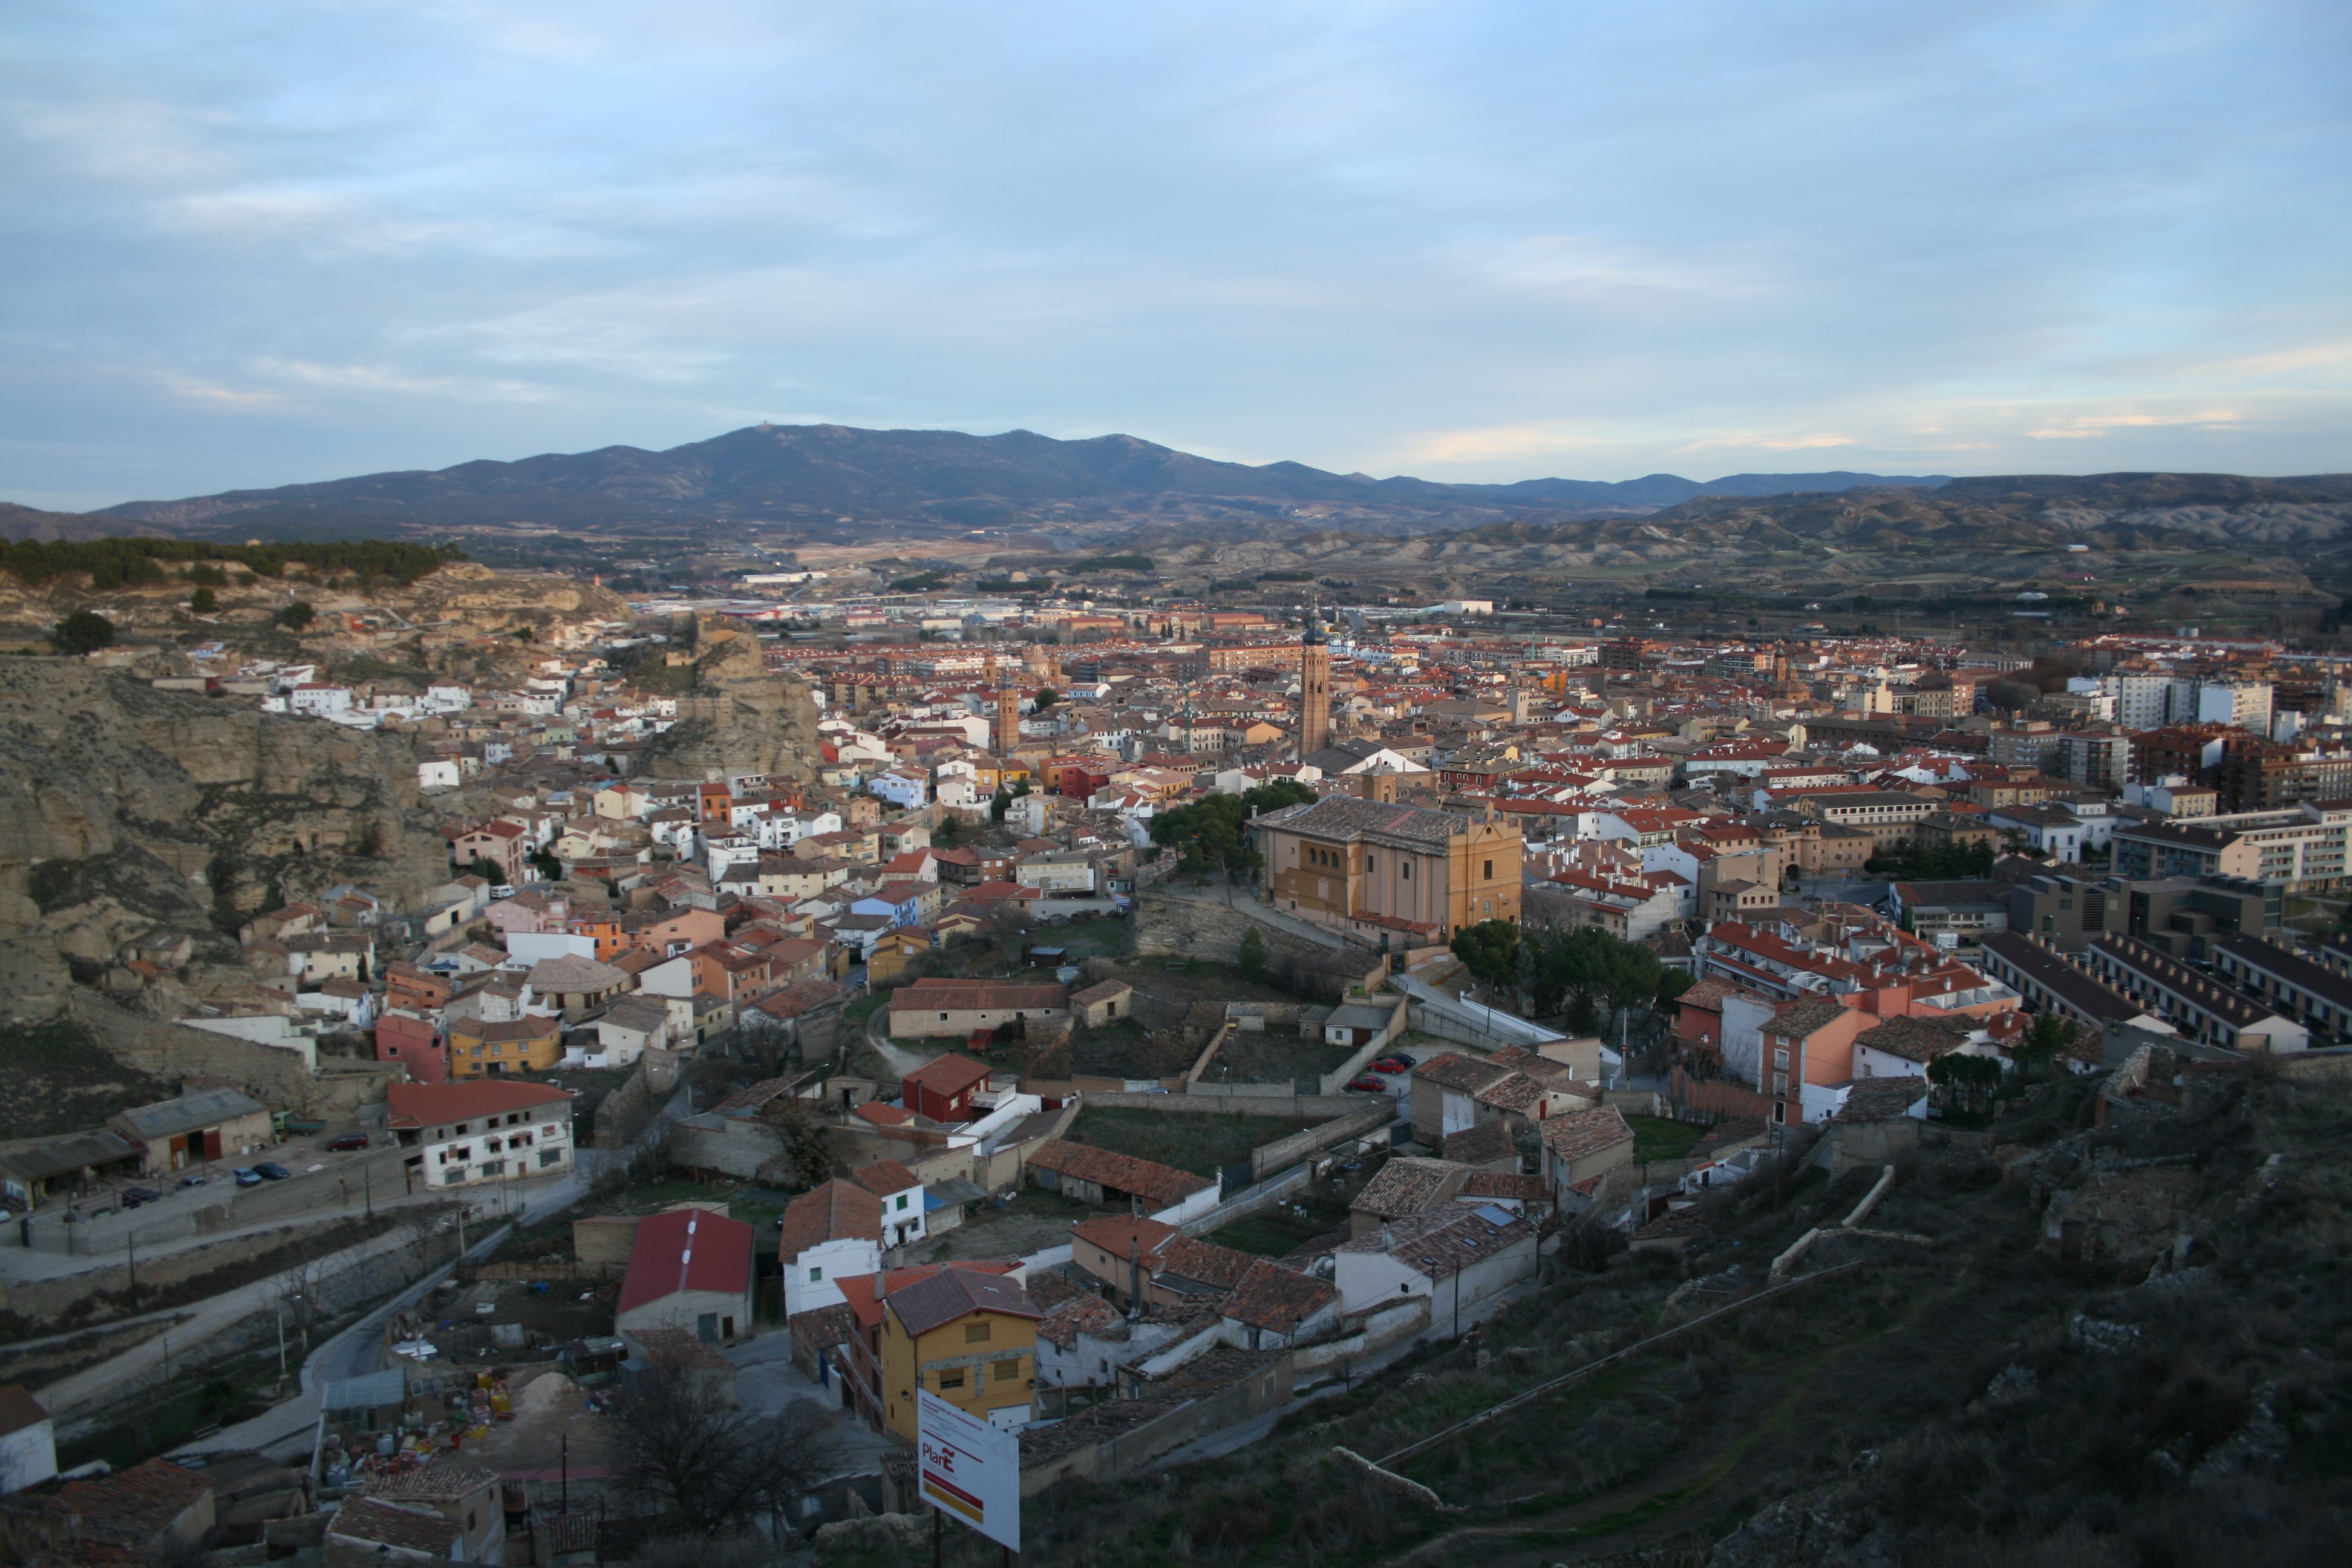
<box><xmin>0</xmin><ymin>502</ymin><xmax>170</xmax><ymax>543</ymax></box>
<box><xmin>88</xmin><ymin>423</ymin><xmax>1959</xmax><ymax>538</ymax></box>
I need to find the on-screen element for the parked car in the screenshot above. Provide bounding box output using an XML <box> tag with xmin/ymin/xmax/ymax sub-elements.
<box><xmin>120</xmin><ymin>1187</ymin><xmax>162</xmax><ymax>1208</ymax></box>
<box><xmin>233</xmin><ymin>1168</ymin><xmax>263</xmax><ymax>1186</ymax></box>
<box><xmin>325</xmin><ymin>1133</ymin><xmax>370</xmax><ymax>1152</ymax></box>
<box><xmin>1370</xmin><ymin>1058</ymin><xmax>1408</xmax><ymax>1073</ymax></box>
<box><xmin>1344</xmin><ymin>1075</ymin><xmax>1388</xmax><ymax>1093</ymax></box>
<box><xmin>490</xmin><ymin>884</ymin><xmax>517</xmax><ymax>900</ymax></box>
<box><xmin>1386</xmin><ymin>1051</ymin><xmax>1417</xmax><ymax>1068</ymax></box>
<box><xmin>252</xmin><ymin>1161</ymin><xmax>292</xmax><ymax>1180</ymax></box>
<box><xmin>176</xmin><ymin>1172</ymin><xmax>209</xmax><ymax>1188</ymax></box>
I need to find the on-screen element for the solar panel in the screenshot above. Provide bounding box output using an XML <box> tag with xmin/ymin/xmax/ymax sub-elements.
<box><xmin>1474</xmin><ymin>1204</ymin><xmax>1516</xmax><ymax>1227</ymax></box>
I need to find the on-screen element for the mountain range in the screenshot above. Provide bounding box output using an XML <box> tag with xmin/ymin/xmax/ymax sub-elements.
<box><xmin>62</xmin><ymin>424</ymin><xmax>1958</xmax><ymax>540</ymax></box>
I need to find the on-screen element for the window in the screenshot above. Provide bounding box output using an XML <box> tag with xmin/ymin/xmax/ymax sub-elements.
<box><xmin>896</xmin><ymin>1194</ymin><xmax>910</xmax><ymax>1210</ymax></box>
<box><xmin>444</xmin><ymin>1169</ymin><xmax>466</xmax><ymax>1185</ymax></box>
<box><xmin>938</xmin><ymin>1370</ymin><xmax>966</xmax><ymax>1390</ymax></box>
<box><xmin>993</xmin><ymin>1359</ymin><xmax>1022</xmax><ymax>1385</ymax></box>
<box><xmin>1484</xmin><ymin>860</ymin><xmax>1494</xmax><ymax>880</ymax></box>
<box><xmin>1402</xmin><ymin>861</ymin><xmax>1411</xmax><ymax>880</ymax></box>
<box><xmin>482</xmin><ymin>1159</ymin><xmax>505</xmax><ymax>1176</ymax></box>
<box><xmin>809</xmin><ymin>1266</ymin><xmax>823</xmax><ymax>1281</ymax></box>
<box><xmin>539</xmin><ymin>1149</ymin><xmax>560</xmax><ymax>1166</ymax></box>
<box><xmin>939</xmin><ymin>1012</ymin><xmax>949</xmax><ymax>1022</ymax></box>
<box><xmin>965</xmin><ymin>1322</ymin><xmax>992</xmax><ymax>1344</ymax></box>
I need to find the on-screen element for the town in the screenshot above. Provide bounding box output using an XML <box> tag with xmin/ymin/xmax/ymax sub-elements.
<box><xmin>1</xmin><ymin>549</ymin><xmax>2348</xmax><ymax>1565</ymax></box>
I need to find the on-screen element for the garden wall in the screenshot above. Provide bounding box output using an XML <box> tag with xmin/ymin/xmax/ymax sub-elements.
<box><xmin>1248</xmin><ymin>1099</ymin><xmax>1395</xmax><ymax>1181</ymax></box>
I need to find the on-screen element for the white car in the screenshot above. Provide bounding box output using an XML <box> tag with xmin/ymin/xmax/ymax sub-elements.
<box><xmin>490</xmin><ymin>884</ymin><xmax>517</xmax><ymax>900</ymax></box>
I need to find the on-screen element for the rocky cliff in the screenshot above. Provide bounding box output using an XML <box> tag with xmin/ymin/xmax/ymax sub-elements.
<box><xmin>635</xmin><ymin>619</ymin><xmax>823</xmax><ymax>783</ymax></box>
<box><xmin>0</xmin><ymin>661</ymin><xmax>447</xmax><ymax>1021</ymax></box>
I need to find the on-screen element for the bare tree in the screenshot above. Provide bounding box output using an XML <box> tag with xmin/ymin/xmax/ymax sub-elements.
<box><xmin>605</xmin><ymin>1346</ymin><xmax>843</xmax><ymax>1535</ymax></box>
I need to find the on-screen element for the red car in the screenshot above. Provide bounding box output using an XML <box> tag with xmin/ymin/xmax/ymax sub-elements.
<box><xmin>1345</xmin><ymin>1075</ymin><xmax>1389</xmax><ymax>1093</ymax></box>
<box><xmin>1370</xmin><ymin>1058</ymin><xmax>1408</xmax><ymax>1074</ymax></box>
<box><xmin>325</xmin><ymin>1133</ymin><xmax>370</xmax><ymax>1152</ymax></box>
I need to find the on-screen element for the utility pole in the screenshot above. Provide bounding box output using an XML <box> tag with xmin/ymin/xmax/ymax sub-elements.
<box><xmin>126</xmin><ymin>1233</ymin><xmax>136</xmax><ymax>1306</ymax></box>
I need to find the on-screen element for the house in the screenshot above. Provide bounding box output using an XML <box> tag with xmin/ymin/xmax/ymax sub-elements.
<box><xmin>446</xmin><ymin>1014</ymin><xmax>562</xmax><ymax>1078</ymax></box>
<box><xmin>1220</xmin><ymin>1258</ymin><xmax>1341</xmax><ymax>1351</ymax></box>
<box><xmin>780</xmin><ymin>1179</ymin><xmax>884</xmax><ymax>1318</ymax></box>
<box><xmin>900</xmin><ymin>1051</ymin><xmax>995</xmax><ymax>1122</ymax></box>
<box><xmin>1407</xmin><ymin>1051</ymin><xmax>1511</xmax><ymax>1142</ymax></box>
<box><xmin>886</xmin><ymin>979</ymin><xmax>1069</xmax><ymax>1040</ymax></box>
<box><xmin>1348</xmin><ymin>1157</ymin><xmax>1473</xmax><ymax>1236</ymax></box>
<box><xmin>1070</xmin><ymin>1215</ymin><xmax>1179</xmax><ymax>1304</ymax></box>
<box><xmin>615</xmin><ymin>1207</ymin><xmax>756</xmax><ymax>1348</ymax></box>
<box><xmin>837</xmin><ymin>1263</ymin><xmax>1042</xmax><ymax>1438</ymax></box>
<box><xmin>1068</xmin><ymin>979</ymin><xmax>1133</xmax><ymax>1027</ymax></box>
<box><xmin>387</xmin><ymin>1080</ymin><xmax>576</xmax><ymax>1192</ymax></box>
<box><xmin>374</xmin><ymin>1008</ymin><xmax>447</xmax><ymax>1083</ymax></box>
<box><xmin>1024</xmin><ymin>1140</ymin><xmax>1215</xmax><ymax>1220</ymax></box>
<box><xmin>28</xmin><ymin>1459</ymin><xmax>215</xmax><ymax>1562</ymax></box>
<box><xmin>1331</xmin><ymin>1203</ymin><xmax>1538</xmax><ymax>1322</ymax></box>
<box><xmin>852</xmin><ymin>1159</ymin><xmax>929</xmax><ymax>1249</ymax></box>
<box><xmin>1441</xmin><ymin>1122</ymin><xmax>1522</xmax><ymax>1173</ymax></box>
<box><xmin>107</xmin><ymin>1086</ymin><xmax>272</xmax><ymax>1175</ymax></box>
<box><xmin>593</xmin><ymin>996</ymin><xmax>673</xmax><ymax>1066</ymax></box>
<box><xmin>0</xmin><ymin>1132</ymin><xmax>143</xmax><ymax>1213</ymax></box>
<box><xmin>326</xmin><ymin>1495</ymin><xmax>466</xmax><ymax>1562</ymax></box>
<box><xmin>524</xmin><ymin>955</ymin><xmax>632</xmax><ymax>1019</ymax></box>
<box><xmin>1538</xmin><ymin>1105</ymin><xmax>1636</xmax><ymax>1210</ymax></box>
<box><xmin>360</xmin><ymin>1465</ymin><xmax>506</xmax><ymax>1562</ymax></box>
<box><xmin>0</xmin><ymin>1386</ymin><xmax>56</xmax><ymax>1494</ymax></box>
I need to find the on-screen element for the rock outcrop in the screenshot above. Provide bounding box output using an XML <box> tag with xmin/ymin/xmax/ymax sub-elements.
<box><xmin>635</xmin><ymin>619</ymin><xmax>822</xmax><ymax>782</ymax></box>
<box><xmin>0</xmin><ymin>661</ymin><xmax>446</xmax><ymax>1021</ymax></box>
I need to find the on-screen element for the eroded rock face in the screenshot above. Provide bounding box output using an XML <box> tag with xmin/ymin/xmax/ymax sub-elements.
<box><xmin>0</xmin><ymin>661</ymin><xmax>446</xmax><ymax>1021</ymax></box>
<box><xmin>636</xmin><ymin>622</ymin><xmax>822</xmax><ymax>782</ymax></box>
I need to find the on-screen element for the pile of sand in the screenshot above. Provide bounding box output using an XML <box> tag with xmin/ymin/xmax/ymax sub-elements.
<box><xmin>515</xmin><ymin>1371</ymin><xmax>575</xmax><ymax>1414</ymax></box>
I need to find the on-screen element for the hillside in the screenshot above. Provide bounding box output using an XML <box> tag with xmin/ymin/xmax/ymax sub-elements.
<box><xmin>1005</xmin><ymin>1065</ymin><xmax>2352</xmax><ymax>1567</ymax></box>
<box><xmin>83</xmin><ymin>425</ymin><xmax>1955</xmax><ymax>540</ymax></box>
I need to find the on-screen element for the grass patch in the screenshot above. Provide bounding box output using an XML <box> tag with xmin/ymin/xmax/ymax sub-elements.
<box><xmin>1064</xmin><ymin>1106</ymin><xmax>1319</xmax><ymax>1178</ymax></box>
<box><xmin>0</xmin><ymin>1018</ymin><xmax>172</xmax><ymax>1141</ymax></box>
<box><xmin>1210</xmin><ymin>1200</ymin><xmax>1351</xmax><ymax>1257</ymax></box>
<box><xmin>1624</xmin><ymin>1113</ymin><xmax>1707</xmax><ymax>1161</ymax></box>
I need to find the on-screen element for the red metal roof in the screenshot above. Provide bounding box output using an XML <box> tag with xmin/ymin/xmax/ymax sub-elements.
<box><xmin>617</xmin><ymin>1206</ymin><xmax>755</xmax><ymax>1314</ymax></box>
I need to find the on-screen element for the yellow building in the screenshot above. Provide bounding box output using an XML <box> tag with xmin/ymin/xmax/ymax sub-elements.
<box><xmin>447</xmin><ymin>1015</ymin><xmax>562</xmax><ymax>1077</ymax></box>
<box><xmin>1255</xmin><ymin>794</ymin><xmax>1523</xmax><ymax>942</ymax></box>
<box><xmin>840</xmin><ymin>1264</ymin><xmax>1041</xmax><ymax>1440</ymax></box>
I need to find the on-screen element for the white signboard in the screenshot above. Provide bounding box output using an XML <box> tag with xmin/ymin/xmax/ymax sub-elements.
<box><xmin>916</xmin><ymin>1390</ymin><xmax>1021</xmax><ymax>1552</ymax></box>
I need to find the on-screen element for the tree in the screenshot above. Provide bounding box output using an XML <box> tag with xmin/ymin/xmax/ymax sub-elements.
<box><xmin>1033</xmin><ymin>687</ymin><xmax>1060</xmax><ymax>710</ymax></box>
<box><xmin>50</xmin><ymin>610</ymin><xmax>114</xmax><ymax>656</ymax></box>
<box><xmin>1149</xmin><ymin>779</ymin><xmax>1314</xmax><ymax>875</ymax></box>
<box><xmin>1237</xmin><ymin>925</ymin><xmax>1269</xmax><ymax>982</ymax></box>
<box><xmin>1929</xmin><ymin>1050</ymin><xmax>2004</xmax><ymax>1116</ymax></box>
<box><xmin>2013</xmin><ymin>1013</ymin><xmax>2077</xmax><ymax>1078</ymax></box>
<box><xmin>1451</xmin><ymin>918</ymin><xmax>1522</xmax><ymax>993</ymax></box>
<box><xmin>188</xmin><ymin>586</ymin><xmax>218</xmax><ymax>614</ymax></box>
<box><xmin>605</xmin><ymin>1344</ymin><xmax>841</xmax><ymax>1534</ymax></box>
<box><xmin>276</xmin><ymin>601</ymin><xmax>315</xmax><ymax>631</ymax></box>
<box><xmin>753</xmin><ymin>1097</ymin><xmax>834</xmax><ymax>1191</ymax></box>
<box><xmin>529</xmin><ymin>849</ymin><xmax>563</xmax><ymax>881</ymax></box>
<box><xmin>935</xmin><ymin>812</ymin><xmax>963</xmax><ymax>848</ymax></box>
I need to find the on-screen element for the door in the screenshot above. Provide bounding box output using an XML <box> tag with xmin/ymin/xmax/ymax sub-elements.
<box><xmin>697</xmin><ymin>1313</ymin><xmax>719</xmax><ymax>1344</ymax></box>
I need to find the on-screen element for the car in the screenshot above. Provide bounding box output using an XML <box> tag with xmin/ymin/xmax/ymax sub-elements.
<box><xmin>489</xmin><ymin>884</ymin><xmax>517</xmax><ymax>900</ymax></box>
<box><xmin>325</xmin><ymin>1133</ymin><xmax>370</xmax><ymax>1152</ymax></box>
<box><xmin>120</xmin><ymin>1187</ymin><xmax>163</xmax><ymax>1208</ymax></box>
<box><xmin>1369</xmin><ymin>1058</ymin><xmax>1407</xmax><ymax>1074</ymax></box>
<box><xmin>252</xmin><ymin>1162</ymin><xmax>292</xmax><ymax>1180</ymax></box>
<box><xmin>1385</xmin><ymin>1050</ymin><xmax>1417</xmax><ymax>1068</ymax></box>
<box><xmin>177</xmin><ymin>1172</ymin><xmax>208</xmax><ymax>1187</ymax></box>
<box><xmin>233</xmin><ymin>1168</ymin><xmax>263</xmax><ymax>1186</ymax></box>
<box><xmin>1344</xmin><ymin>1075</ymin><xmax>1388</xmax><ymax>1093</ymax></box>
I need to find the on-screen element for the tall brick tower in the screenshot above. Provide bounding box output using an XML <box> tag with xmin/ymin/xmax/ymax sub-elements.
<box><xmin>1299</xmin><ymin>589</ymin><xmax>1331</xmax><ymax>759</ymax></box>
<box><xmin>991</xmin><ymin>656</ymin><xmax>1021</xmax><ymax>755</ymax></box>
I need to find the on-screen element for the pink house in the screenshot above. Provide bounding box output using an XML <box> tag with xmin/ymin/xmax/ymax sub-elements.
<box><xmin>374</xmin><ymin>1009</ymin><xmax>446</xmax><ymax>1083</ymax></box>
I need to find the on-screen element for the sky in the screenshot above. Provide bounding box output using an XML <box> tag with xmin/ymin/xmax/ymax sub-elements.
<box><xmin>2</xmin><ymin>1</ymin><xmax>2348</xmax><ymax>512</ymax></box>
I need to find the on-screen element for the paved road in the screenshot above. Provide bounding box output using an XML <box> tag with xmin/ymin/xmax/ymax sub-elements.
<box><xmin>724</xmin><ymin>1330</ymin><xmax>898</xmax><ymax>1473</ymax></box>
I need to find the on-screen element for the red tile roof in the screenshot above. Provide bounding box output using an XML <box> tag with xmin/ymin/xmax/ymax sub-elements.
<box><xmin>385</xmin><ymin>1079</ymin><xmax>572</xmax><ymax>1129</ymax></box>
<box><xmin>901</xmin><ymin>1051</ymin><xmax>993</xmax><ymax>1100</ymax></box>
<box><xmin>777</xmin><ymin>1178</ymin><xmax>883</xmax><ymax>1258</ymax></box>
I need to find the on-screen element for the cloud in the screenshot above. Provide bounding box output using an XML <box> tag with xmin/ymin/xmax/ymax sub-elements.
<box><xmin>2025</xmin><ymin>408</ymin><xmax>2243</xmax><ymax>440</ymax></box>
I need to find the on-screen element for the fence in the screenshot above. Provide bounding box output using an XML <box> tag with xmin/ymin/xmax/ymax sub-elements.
<box><xmin>1670</xmin><ymin>1067</ymin><xmax>1775</xmax><ymax>1122</ymax></box>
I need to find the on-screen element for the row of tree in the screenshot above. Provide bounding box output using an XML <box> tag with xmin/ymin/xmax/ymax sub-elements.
<box><xmin>1451</xmin><ymin>918</ymin><xmax>1693</xmax><ymax>1035</ymax></box>
<box><xmin>0</xmin><ymin>536</ymin><xmax>462</xmax><ymax>589</ymax></box>
<box><xmin>1148</xmin><ymin>778</ymin><xmax>1317</xmax><ymax>872</ymax></box>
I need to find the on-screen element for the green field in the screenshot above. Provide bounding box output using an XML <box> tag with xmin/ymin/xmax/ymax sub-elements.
<box><xmin>1063</xmin><ymin>1105</ymin><xmax>1321</xmax><ymax>1177</ymax></box>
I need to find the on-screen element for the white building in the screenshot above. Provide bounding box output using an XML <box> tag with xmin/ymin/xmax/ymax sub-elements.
<box><xmin>387</xmin><ymin>1080</ymin><xmax>576</xmax><ymax>1192</ymax></box>
<box><xmin>1330</xmin><ymin>1204</ymin><xmax>1538</xmax><ymax>1321</ymax></box>
<box><xmin>289</xmin><ymin>683</ymin><xmax>353</xmax><ymax>715</ymax></box>
<box><xmin>0</xmin><ymin>1388</ymin><xmax>57</xmax><ymax>1494</ymax></box>
<box><xmin>780</xmin><ymin>1179</ymin><xmax>884</xmax><ymax>1318</ymax></box>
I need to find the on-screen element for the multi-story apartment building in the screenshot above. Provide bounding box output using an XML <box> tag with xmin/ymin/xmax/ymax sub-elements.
<box><xmin>2110</xmin><ymin>802</ymin><xmax>2352</xmax><ymax>893</ymax></box>
<box><xmin>388</xmin><ymin>1080</ymin><xmax>575</xmax><ymax>1192</ymax></box>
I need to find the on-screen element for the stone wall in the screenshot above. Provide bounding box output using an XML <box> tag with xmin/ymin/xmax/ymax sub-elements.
<box><xmin>1133</xmin><ymin>893</ymin><xmax>1337</xmax><ymax>967</ymax></box>
<box><xmin>1249</xmin><ymin>1099</ymin><xmax>1394</xmax><ymax>1181</ymax></box>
